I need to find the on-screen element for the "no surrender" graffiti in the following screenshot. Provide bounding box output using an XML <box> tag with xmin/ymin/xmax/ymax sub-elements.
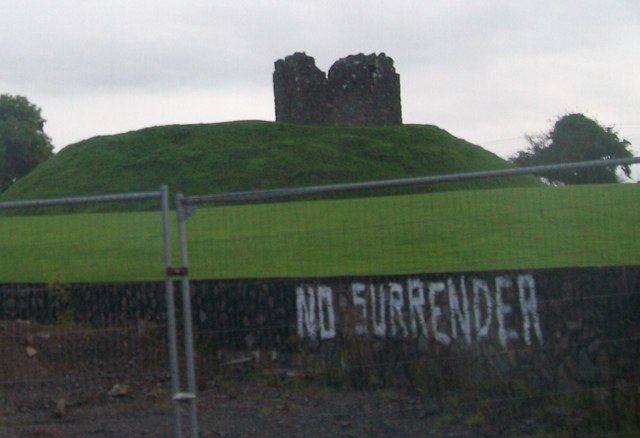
<box><xmin>296</xmin><ymin>274</ymin><xmax>543</xmax><ymax>349</ymax></box>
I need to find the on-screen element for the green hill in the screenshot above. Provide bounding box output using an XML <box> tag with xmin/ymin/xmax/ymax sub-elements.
<box><xmin>0</xmin><ymin>121</ymin><xmax>539</xmax><ymax>205</ymax></box>
<box><xmin>0</xmin><ymin>120</ymin><xmax>637</xmax><ymax>282</ymax></box>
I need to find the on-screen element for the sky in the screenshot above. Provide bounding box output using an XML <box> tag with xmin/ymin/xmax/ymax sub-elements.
<box><xmin>1</xmin><ymin>0</ymin><xmax>639</xmax><ymax>179</ymax></box>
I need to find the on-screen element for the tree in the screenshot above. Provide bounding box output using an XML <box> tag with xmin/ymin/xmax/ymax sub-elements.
<box><xmin>511</xmin><ymin>113</ymin><xmax>633</xmax><ymax>185</ymax></box>
<box><xmin>0</xmin><ymin>94</ymin><xmax>54</xmax><ymax>191</ymax></box>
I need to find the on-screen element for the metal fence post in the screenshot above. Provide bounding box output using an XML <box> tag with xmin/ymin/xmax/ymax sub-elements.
<box><xmin>0</xmin><ymin>186</ymin><xmax>185</xmax><ymax>435</ymax></box>
<box><xmin>161</xmin><ymin>185</ymin><xmax>183</xmax><ymax>438</ymax></box>
<box><xmin>176</xmin><ymin>193</ymin><xmax>199</xmax><ymax>438</ymax></box>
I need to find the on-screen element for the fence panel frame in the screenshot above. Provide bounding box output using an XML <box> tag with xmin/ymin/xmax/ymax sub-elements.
<box><xmin>174</xmin><ymin>156</ymin><xmax>639</xmax><ymax>434</ymax></box>
<box><xmin>0</xmin><ymin>185</ymin><xmax>185</xmax><ymax>438</ymax></box>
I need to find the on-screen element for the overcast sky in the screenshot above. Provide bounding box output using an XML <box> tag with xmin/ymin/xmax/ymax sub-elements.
<box><xmin>1</xmin><ymin>1</ymin><xmax>639</xmax><ymax>178</ymax></box>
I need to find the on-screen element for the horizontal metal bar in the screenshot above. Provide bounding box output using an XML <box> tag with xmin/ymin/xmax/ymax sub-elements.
<box><xmin>182</xmin><ymin>157</ymin><xmax>640</xmax><ymax>207</ymax></box>
<box><xmin>0</xmin><ymin>189</ymin><xmax>163</xmax><ymax>211</ymax></box>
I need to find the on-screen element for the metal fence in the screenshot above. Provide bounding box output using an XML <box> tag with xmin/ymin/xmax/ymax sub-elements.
<box><xmin>0</xmin><ymin>187</ymin><xmax>194</xmax><ymax>437</ymax></box>
<box><xmin>175</xmin><ymin>157</ymin><xmax>640</xmax><ymax>437</ymax></box>
<box><xmin>0</xmin><ymin>158</ymin><xmax>638</xmax><ymax>437</ymax></box>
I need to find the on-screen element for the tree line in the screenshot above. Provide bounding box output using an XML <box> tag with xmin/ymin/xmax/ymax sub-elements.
<box><xmin>510</xmin><ymin>113</ymin><xmax>634</xmax><ymax>185</ymax></box>
<box><xmin>0</xmin><ymin>94</ymin><xmax>53</xmax><ymax>192</ymax></box>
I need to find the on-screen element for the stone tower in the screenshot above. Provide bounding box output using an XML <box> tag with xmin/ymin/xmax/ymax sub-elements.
<box><xmin>273</xmin><ymin>52</ymin><xmax>402</xmax><ymax>126</ymax></box>
<box><xmin>327</xmin><ymin>53</ymin><xmax>402</xmax><ymax>126</ymax></box>
<box><xmin>272</xmin><ymin>52</ymin><xmax>332</xmax><ymax>125</ymax></box>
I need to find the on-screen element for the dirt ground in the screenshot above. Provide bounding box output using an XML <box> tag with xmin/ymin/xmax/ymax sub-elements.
<box><xmin>2</xmin><ymin>374</ymin><xmax>546</xmax><ymax>437</ymax></box>
<box><xmin>0</xmin><ymin>320</ymin><xmax>626</xmax><ymax>437</ymax></box>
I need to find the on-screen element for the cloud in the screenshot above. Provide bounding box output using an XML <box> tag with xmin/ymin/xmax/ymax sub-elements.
<box><xmin>2</xmin><ymin>0</ymin><xmax>636</xmax><ymax>93</ymax></box>
<box><xmin>0</xmin><ymin>0</ymin><xmax>637</xmax><ymax>164</ymax></box>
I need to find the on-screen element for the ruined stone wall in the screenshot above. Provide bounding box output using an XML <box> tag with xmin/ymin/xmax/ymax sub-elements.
<box><xmin>272</xmin><ymin>53</ymin><xmax>331</xmax><ymax>125</ymax></box>
<box><xmin>273</xmin><ymin>52</ymin><xmax>402</xmax><ymax>126</ymax></box>
<box><xmin>1</xmin><ymin>266</ymin><xmax>639</xmax><ymax>417</ymax></box>
<box><xmin>327</xmin><ymin>53</ymin><xmax>402</xmax><ymax>126</ymax></box>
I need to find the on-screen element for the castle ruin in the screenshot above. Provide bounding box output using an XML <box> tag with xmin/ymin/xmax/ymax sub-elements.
<box><xmin>273</xmin><ymin>52</ymin><xmax>402</xmax><ymax>126</ymax></box>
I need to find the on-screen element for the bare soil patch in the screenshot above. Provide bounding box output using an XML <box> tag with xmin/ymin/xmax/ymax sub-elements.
<box><xmin>0</xmin><ymin>320</ymin><xmax>627</xmax><ymax>437</ymax></box>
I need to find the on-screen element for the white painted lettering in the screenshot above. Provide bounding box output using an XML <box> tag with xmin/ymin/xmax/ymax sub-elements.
<box><xmin>448</xmin><ymin>277</ymin><xmax>471</xmax><ymax>345</ymax></box>
<box><xmin>351</xmin><ymin>283</ymin><xmax>368</xmax><ymax>335</ymax></box>
<box><xmin>407</xmin><ymin>278</ymin><xmax>429</xmax><ymax>339</ymax></box>
<box><xmin>317</xmin><ymin>286</ymin><xmax>336</xmax><ymax>340</ymax></box>
<box><xmin>428</xmin><ymin>281</ymin><xmax>451</xmax><ymax>345</ymax></box>
<box><xmin>389</xmin><ymin>282</ymin><xmax>408</xmax><ymax>337</ymax></box>
<box><xmin>472</xmin><ymin>278</ymin><xmax>493</xmax><ymax>340</ymax></box>
<box><xmin>517</xmin><ymin>274</ymin><xmax>544</xmax><ymax>346</ymax></box>
<box><xmin>296</xmin><ymin>286</ymin><xmax>317</xmax><ymax>339</ymax></box>
<box><xmin>495</xmin><ymin>276</ymin><xmax>519</xmax><ymax>348</ymax></box>
<box><xmin>370</xmin><ymin>284</ymin><xmax>387</xmax><ymax>337</ymax></box>
<box><xmin>295</xmin><ymin>273</ymin><xmax>544</xmax><ymax>350</ymax></box>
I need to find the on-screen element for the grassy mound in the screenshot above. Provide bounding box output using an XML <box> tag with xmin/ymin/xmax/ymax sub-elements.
<box><xmin>0</xmin><ymin>120</ymin><xmax>635</xmax><ymax>282</ymax></box>
<box><xmin>0</xmin><ymin>121</ymin><xmax>539</xmax><ymax>205</ymax></box>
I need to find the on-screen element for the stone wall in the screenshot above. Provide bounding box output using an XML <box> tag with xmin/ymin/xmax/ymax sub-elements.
<box><xmin>272</xmin><ymin>53</ymin><xmax>331</xmax><ymax>125</ymax></box>
<box><xmin>273</xmin><ymin>52</ymin><xmax>402</xmax><ymax>126</ymax></box>
<box><xmin>1</xmin><ymin>266</ymin><xmax>638</xmax><ymax>396</ymax></box>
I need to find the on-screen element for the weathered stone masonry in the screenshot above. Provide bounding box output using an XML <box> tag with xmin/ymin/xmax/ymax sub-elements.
<box><xmin>273</xmin><ymin>52</ymin><xmax>402</xmax><ymax>126</ymax></box>
<box><xmin>0</xmin><ymin>266</ymin><xmax>638</xmax><ymax>394</ymax></box>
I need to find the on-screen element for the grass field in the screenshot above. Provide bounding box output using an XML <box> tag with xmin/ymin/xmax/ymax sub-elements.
<box><xmin>1</xmin><ymin>183</ymin><xmax>638</xmax><ymax>283</ymax></box>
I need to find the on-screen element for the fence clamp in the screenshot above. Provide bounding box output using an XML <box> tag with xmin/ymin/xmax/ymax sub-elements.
<box><xmin>173</xmin><ymin>392</ymin><xmax>196</xmax><ymax>402</ymax></box>
<box><xmin>166</xmin><ymin>266</ymin><xmax>189</xmax><ymax>277</ymax></box>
